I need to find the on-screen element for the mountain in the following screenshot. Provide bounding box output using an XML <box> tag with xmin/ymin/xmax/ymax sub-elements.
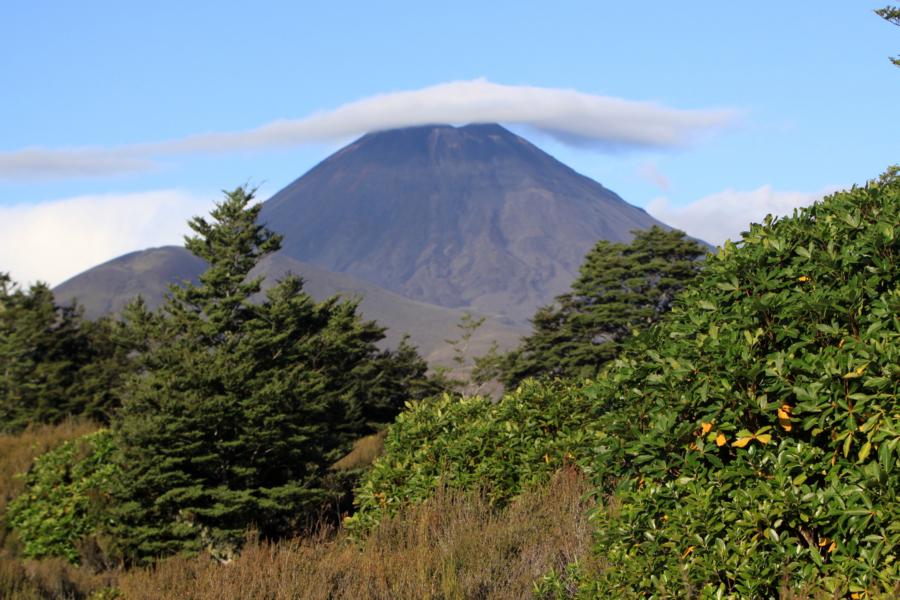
<box><xmin>261</xmin><ymin>123</ymin><xmax>669</xmax><ymax>321</ymax></box>
<box><xmin>55</xmin><ymin>123</ymin><xmax>675</xmax><ymax>362</ymax></box>
<box><xmin>54</xmin><ymin>246</ymin><xmax>527</xmax><ymax>365</ymax></box>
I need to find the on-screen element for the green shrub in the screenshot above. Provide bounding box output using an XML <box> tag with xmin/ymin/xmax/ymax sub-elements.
<box><xmin>351</xmin><ymin>169</ymin><xmax>899</xmax><ymax>597</ymax></box>
<box><xmin>580</xmin><ymin>169</ymin><xmax>900</xmax><ymax>597</ymax></box>
<box><xmin>6</xmin><ymin>430</ymin><xmax>117</xmax><ymax>563</ymax></box>
<box><xmin>347</xmin><ymin>379</ymin><xmax>604</xmax><ymax>532</ymax></box>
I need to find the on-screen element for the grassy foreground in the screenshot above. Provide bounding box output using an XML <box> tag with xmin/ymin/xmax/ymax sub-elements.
<box><xmin>0</xmin><ymin>429</ymin><xmax>592</xmax><ymax>600</ymax></box>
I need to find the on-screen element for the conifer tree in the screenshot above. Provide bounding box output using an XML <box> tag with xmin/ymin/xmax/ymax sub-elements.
<box><xmin>0</xmin><ymin>274</ymin><xmax>126</xmax><ymax>431</ymax></box>
<box><xmin>500</xmin><ymin>227</ymin><xmax>706</xmax><ymax>386</ymax></box>
<box><xmin>110</xmin><ymin>187</ymin><xmax>437</xmax><ymax>562</ymax></box>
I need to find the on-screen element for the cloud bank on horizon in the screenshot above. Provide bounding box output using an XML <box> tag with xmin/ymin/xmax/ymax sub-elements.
<box><xmin>0</xmin><ymin>79</ymin><xmax>737</xmax><ymax>181</ymax></box>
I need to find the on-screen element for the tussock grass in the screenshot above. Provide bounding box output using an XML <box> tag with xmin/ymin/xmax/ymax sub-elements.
<box><xmin>113</xmin><ymin>467</ymin><xmax>593</xmax><ymax>600</ymax></box>
<box><xmin>0</xmin><ymin>467</ymin><xmax>580</xmax><ymax>600</ymax></box>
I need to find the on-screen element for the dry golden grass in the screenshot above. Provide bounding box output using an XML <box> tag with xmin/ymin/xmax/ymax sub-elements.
<box><xmin>331</xmin><ymin>430</ymin><xmax>387</xmax><ymax>471</ymax></box>
<box><xmin>112</xmin><ymin>467</ymin><xmax>594</xmax><ymax>600</ymax></box>
<box><xmin>0</xmin><ymin>421</ymin><xmax>591</xmax><ymax>598</ymax></box>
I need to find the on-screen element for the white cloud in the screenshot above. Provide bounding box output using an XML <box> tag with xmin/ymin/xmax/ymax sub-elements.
<box><xmin>646</xmin><ymin>185</ymin><xmax>834</xmax><ymax>246</ymax></box>
<box><xmin>0</xmin><ymin>79</ymin><xmax>738</xmax><ymax>180</ymax></box>
<box><xmin>0</xmin><ymin>190</ymin><xmax>216</xmax><ymax>286</ymax></box>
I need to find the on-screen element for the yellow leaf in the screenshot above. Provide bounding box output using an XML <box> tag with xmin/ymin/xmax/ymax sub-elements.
<box><xmin>828</xmin><ymin>541</ymin><xmax>837</xmax><ymax>553</ymax></box>
<box><xmin>818</xmin><ymin>537</ymin><xmax>829</xmax><ymax>547</ymax></box>
<box><xmin>778</xmin><ymin>404</ymin><xmax>793</xmax><ymax>432</ymax></box>
<box><xmin>732</xmin><ymin>437</ymin><xmax>752</xmax><ymax>448</ymax></box>
<box><xmin>798</xmin><ymin>275</ymin><xmax>810</xmax><ymax>282</ymax></box>
<box><xmin>838</xmin><ymin>338</ymin><xmax>845</xmax><ymax>348</ymax></box>
<box><xmin>543</xmin><ymin>454</ymin><xmax>550</xmax><ymax>464</ymax></box>
<box><xmin>715</xmin><ymin>433</ymin><xmax>727</xmax><ymax>447</ymax></box>
<box><xmin>701</xmin><ymin>422</ymin><xmax>713</xmax><ymax>434</ymax></box>
<box><xmin>842</xmin><ymin>364</ymin><xmax>868</xmax><ymax>379</ymax></box>
<box><xmin>756</xmin><ymin>434</ymin><xmax>772</xmax><ymax>445</ymax></box>
<box><xmin>681</xmin><ymin>545</ymin><xmax>695</xmax><ymax>559</ymax></box>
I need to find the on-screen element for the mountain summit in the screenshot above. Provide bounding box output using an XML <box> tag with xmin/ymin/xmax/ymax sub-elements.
<box><xmin>261</xmin><ymin>123</ymin><xmax>667</xmax><ymax>321</ymax></box>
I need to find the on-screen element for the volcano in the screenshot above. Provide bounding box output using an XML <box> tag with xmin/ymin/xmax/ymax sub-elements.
<box><xmin>261</xmin><ymin>123</ymin><xmax>667</xmax><ymax>321</ymax></box>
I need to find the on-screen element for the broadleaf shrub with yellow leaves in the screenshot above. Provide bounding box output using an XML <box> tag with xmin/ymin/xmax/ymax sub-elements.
<box><xmin>359</xmin><ymin>169</ymin><xmax>899</xmax><ymax>598</ymax></box>
<box><xmin>576</xmin><ymin>168</ymin><xmax>900</xmax><ymax>597</ymax></box>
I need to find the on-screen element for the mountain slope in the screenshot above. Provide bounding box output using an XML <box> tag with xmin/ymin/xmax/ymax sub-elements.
<box><xmin>54</xmin><ymin>246</ymin><xmax>526</xmax><ymax>364</ymax></box>
<box><xmin>261</xmin><ymin>123</ymin><xmax>668</xmax><ymax>321</ymax></box>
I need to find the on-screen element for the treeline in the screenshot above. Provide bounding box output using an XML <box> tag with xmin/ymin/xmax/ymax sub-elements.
<box><xmin>0</xmin><ymin>275</ymin><xmax>130</xmax><ymax>431</ymax></box>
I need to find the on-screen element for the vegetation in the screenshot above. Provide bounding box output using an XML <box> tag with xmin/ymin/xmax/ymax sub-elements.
<box><xmin>0</xmin><ymin>468</ymin><xmax>592</xmax><ymax>599</ymax></box>
<box><xmin>1</xmin><ymin>166</ymin><xmax>897</xmax><ymax>597</ymax></box>
<box><xmin>572</xmin><ymin>169</ymin><xmax>900</xmax><ymax>597</ymax></box>
<box><xmin>108</xmin><ymin>187</ymin><xmax>441</xmax><ymax>563</ymax></box>
<box><xmin>6</xmin><ymin>430</ymin><xmax>116</xmax><ymax>563</ymax></box>
<box><xmin>347</xmin><ymin>380</ymin><xmax>601</xmax><ymax>532</ymax></box>
<box><xmin>0</xmin><ymin>421</ymin><xmax>100</xmax><ymax>551</ymax></box>
<box><xmin>0</xmin><ymin>278</ymin><xmax>129</xmax><ymax>432</ymax></box>
<box><xmin>498</xmin><ymin>226</ymin><xmax>706</xmax><ymax>387</ymax></box>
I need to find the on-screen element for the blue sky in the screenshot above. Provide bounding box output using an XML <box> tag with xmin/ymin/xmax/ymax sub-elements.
<box><xmin>1</xmin><ymin>1</ymin><xmax>898</xmax><ymax>285</ymax></box>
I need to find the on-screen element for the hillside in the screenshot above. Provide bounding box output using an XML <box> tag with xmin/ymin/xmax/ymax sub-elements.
<box><xmin>54</xmin><ymin>246</ymin><xmax>526</xmax><ymax>364</ymax></box>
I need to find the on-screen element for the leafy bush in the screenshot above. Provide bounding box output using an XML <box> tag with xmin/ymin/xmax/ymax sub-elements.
<box><xmin>578</xmin><ymin>170</ymin><xmax>900</xmax><ymax>597</ymax></box>
<box><xmin>354</xmin><ymin>169</ymin><xmax>899</xmax><ymax>597</ymax></box>
<box><xmin>6</xmin><ymin>430</ymin><xmax>117</xmax><ymax>563</ymax></box>
<box><xmin>347</xmin><ymin>379</ymin><xmax>603</xmax><ymax>532</ymax></box>
<box><xmin>0</xmin><ymin>420</ymin><xmax>99</xmax><ymax>552</ymax></box>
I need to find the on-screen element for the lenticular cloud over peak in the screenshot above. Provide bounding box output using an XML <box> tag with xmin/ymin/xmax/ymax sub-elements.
<box><xmin>189</xmin><ymin>79</ymin><xmax>738</xmax><ymax>151</ymax></box>
<box><xmin>0</xmin><ymin>79</ymin><xmax>738</xmax><ymax>181</ymax></box>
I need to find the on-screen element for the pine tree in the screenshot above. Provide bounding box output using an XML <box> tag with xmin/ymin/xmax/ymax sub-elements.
<box><xmin>0</xmin><ymin>274</ymin><xmax>126</xmax><ymax>431</ymax></box>
<box><xmin>110</xmin><ymin>187</ymin><xmax>438</xmax><ymax>562</ymax></box>
<box><xmin>500</xmin><ymin>227</ymin><xmax>706</xmax><ymax>387</ymax></box>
